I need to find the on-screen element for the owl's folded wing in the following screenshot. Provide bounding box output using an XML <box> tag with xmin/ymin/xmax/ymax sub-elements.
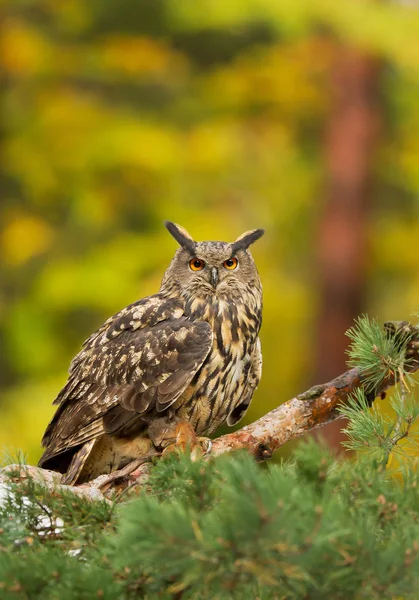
<box><xmin>39</xmin><ymin>295</ymin><xmax>212</xmax><ymax>466</ymax></box>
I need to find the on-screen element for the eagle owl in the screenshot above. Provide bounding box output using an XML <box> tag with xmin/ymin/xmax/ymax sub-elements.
<box><xmin>39</xmin><ymin>222</ymin><xmax>264</xmax><ymax>484</ymax></box>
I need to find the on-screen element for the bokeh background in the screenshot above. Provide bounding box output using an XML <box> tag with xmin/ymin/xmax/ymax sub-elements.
<box><xmin>1</xmin><ymin>0</ymin><xmax>419</xmax><ymax>464</ymax></box>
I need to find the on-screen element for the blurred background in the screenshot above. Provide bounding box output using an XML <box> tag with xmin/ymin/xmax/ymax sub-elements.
<box><xmin>1</xmin><ymin>0</ymin><xmax>419</xmax><ymax>464</ymax></box>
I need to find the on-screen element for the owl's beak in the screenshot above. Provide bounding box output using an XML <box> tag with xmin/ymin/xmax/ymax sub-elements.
<box><xmin>210</xmin><ymin>267</ymin><xmax>219</xmax><ymax>288</ymax></box>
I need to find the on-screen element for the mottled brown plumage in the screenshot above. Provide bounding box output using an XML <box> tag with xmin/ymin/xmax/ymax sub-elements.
<box><xmin>39</xmin><ymin>222</ymin><xmax>264</xmax><ymax>484</ymax></box>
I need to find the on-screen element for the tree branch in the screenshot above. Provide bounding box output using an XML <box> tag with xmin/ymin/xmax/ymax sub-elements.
<box><xmin>211</xmin><ymin>321</ymin><xmax>419</xmax><ymax>459</ymax></box>
<box><xmin>1</xmin><ymin>321</ymin><xmax>418</xmax><ymax>501</ymax></box>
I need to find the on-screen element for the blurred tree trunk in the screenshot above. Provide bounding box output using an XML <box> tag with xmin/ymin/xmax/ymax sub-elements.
<box><xmin>313</xmin><ymin>47</ymin><xmax>381</xmax><ymax>451</ymax></box>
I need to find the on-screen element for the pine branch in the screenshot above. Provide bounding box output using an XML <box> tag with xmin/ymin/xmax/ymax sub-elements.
<box><xmin>1</xmin><ymin>321</ymin><xmax>418</xmax><ymax>500</ymax></box>
<box><xmin>211</xmin><ymin>321</ymin><xmax>419</xmax><ymax>459</ymax></box>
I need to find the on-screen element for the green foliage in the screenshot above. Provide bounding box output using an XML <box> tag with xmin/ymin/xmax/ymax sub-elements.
<box><xmin>346</xmin><ymin>316</ymin><xmax>414</xmax><ymax>392</ymax></box>
<box><xmin>340</xmin><ymin>387</ymin><xmax>419</xmax><ymax>463</ymax></box>
<box><xmin>1</xmin><ymin>446</ymin><xmax>419</xmax><ymax>599</ymax></box>
<box><xmin>146</xmin><ymin>451</ymin><xmax>221</xmax><ymax>511</ymax></box>
<box><xmin>341</xmin><ymin>318</ymin><xmax>419</xmax><ymax>470</ymax></box>
<box><xmin>0</xmin><ymin>475</ymin><xmax>118</xmax><ymax>599</ymax></box>
<box><xmin>112</xmin><ymin>450</ymin><xmax>419</xmax><ymax>599</ymax></box>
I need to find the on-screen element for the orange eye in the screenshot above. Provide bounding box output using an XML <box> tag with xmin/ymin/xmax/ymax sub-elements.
<box><xmin>189</xmin><ymin>258</ymin><xmax>205</xmax><ymax>271</ymax></box>
<box><xmin>223</xmin><ymin>257</ymin><xmax>238</xmax><ymax>270</ymax></box>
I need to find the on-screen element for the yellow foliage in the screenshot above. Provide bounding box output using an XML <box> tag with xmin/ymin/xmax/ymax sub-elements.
<box><xmin>1</xmin><ymin>214</ymin><xmax>54</xmax><ymax>266</ymax></box>
<box><xmin>202</xmin><ymin>39</ymin><xmax>332</xmax><ymax>116</ymax></box>
<box><xmin>101</xmin><ymin>36</ymin><xmax>188</xmax><ymax>77</ymax></box>
<box><xmin>0</xmin><ymin>19</ymin><xmax>51</xmax><ymax>76</ymax></box>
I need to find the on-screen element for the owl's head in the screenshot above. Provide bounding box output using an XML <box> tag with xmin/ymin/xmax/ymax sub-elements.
<box><xmin>160</xmin><ymin>221</ymin><xmax>264</xmax><ymax>302</ymax></box>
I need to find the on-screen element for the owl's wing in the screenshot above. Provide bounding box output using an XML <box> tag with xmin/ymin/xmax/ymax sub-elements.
<box><xmin>227</xmin><ymin>338</ymin><xmax>262</xmax><ymax>426</ymax></box>
<box><xmin>39</xmin><ymin>294</ymin><xmax>212</xmax><ymax>466</ymax></box>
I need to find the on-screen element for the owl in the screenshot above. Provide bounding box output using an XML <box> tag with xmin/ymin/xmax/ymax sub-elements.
<box><xmin>38</xmin><ymin>222</ymin><xmax>264</xmax><ymax>485</ymax></box>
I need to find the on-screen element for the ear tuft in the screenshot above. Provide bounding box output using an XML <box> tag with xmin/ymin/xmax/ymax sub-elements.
<box><xmin>164</xmin><ymin>221</ymin><xmax>196</xmax><ymax>254</ymax></box>
<box><xmin>231</xmin><ymin>228</ymin><xmax>264</xmax><ymax>252</ymax></box>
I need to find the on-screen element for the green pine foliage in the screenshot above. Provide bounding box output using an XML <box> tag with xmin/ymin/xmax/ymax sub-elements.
<box><xmin>342</xmin><ymin>317</ymin><xmax>419</xmax><ymax>465</ymax></box>
<box><xmin>1</xmin><ymin>448</ymin><xmax>419</xmax><ymax>599</ymax></box>
<box><xmin>346</xmin><ymin>316</ymin><xmax>414</xmax><ymax>392</ymax></box>
<box><xmin>1</xmin><ymin>318</ymin><xmax>418</xmax><ymax>599</ymax></box>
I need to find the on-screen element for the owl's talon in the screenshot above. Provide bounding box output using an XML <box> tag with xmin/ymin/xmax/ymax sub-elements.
<box><xmin>160</xmin><ymin>422</ymin><xmax>212</xmax><ymax>461</ymax></box>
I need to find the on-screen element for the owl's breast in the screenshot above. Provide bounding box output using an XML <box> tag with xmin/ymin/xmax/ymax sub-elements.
<box><xmin>176</xmin><ymin>297</ymin><xmax>261</xmax><ymax>436</ymax></box>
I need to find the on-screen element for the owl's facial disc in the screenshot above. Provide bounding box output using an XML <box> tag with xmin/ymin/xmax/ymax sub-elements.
<box><xmin>160</xmin><ymin>224</ymin><xmax>263</xmax><ymax>300</ymax></box>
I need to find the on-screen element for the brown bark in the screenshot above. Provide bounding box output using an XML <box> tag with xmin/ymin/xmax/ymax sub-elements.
<box><xmin>314</xmin><ymin>48</ymin><xmax>382</xmax><ymax>450</ymax></box>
